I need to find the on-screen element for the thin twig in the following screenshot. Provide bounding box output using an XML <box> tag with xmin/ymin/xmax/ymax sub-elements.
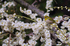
<box><xmin>54</xmin><ymin>0</ymin><xmax>58</xmax><ymax>4</ymax></box>
<box><xmin>32</xmin><ymin>0</ymin><xmax>37</xmax><ymax>6</ymax></box>
<box><xmin>5</xmin><ymin>31</ymin><xmax>16</xmax><ymax>37</ymax></box>
<box><xmin>8</xmin><ymin>34</ymin><xmax>11</xmax><ymax>46</ymax></box>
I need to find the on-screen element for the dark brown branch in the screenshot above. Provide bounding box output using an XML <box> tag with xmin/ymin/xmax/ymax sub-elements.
<box><xmin>5</xmin><ymin>31</ymin><xmax>16</xmax><ymax>37</ymax></box>
<box><xmin>14</xmin><ymin>0</ymin><xmax>44</xmax><ymax>18</ymax></box>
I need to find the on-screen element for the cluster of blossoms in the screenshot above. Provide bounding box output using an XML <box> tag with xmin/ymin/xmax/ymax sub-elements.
<box><xmin>0</xmin><ymin>0</ymin><xmax>70</xmax><ymax>46</ymax></box>
<box><xmin>2</xmin><ymin>1</ymin><xmax>15</xmax><ymax>8</ymax></box>
<box><xmin>20</xmin><ymin>7</ymin><xmax>38</xmax><ymax>19</ymax></box>
<box><xmin>46</xmin><ymin>0</ymin><xmax>53</xmax><ymax>12</ymax></box>
<box><xmin>20</xmin><ymin>7</ymin><xmax>52</xmax><ymax>46</ymax></box>
<box><xmin>0</xmin><ymin>1</ymin><xmax>52</xmax><ymax>46</ymax></box>
<box><xmin>50</xmin><ymin>16</ymin><xmax>70</xmax><ymax>46</ymax></box>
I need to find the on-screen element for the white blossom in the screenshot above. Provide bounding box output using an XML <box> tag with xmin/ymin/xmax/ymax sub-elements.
<box><xmin>30</xmin><ymin>13</ymin><xmax>37</xmax><ymax>19</ymax></box>
<box><xmin>0</xmin><ymin>8</ymin><xmax>5</xmax><ymax>13</ymax></box>
<box><xmin>54</xmin><ymin>16</ymin><xmax>63</xmax><ymax>23</ymax></box>
<box><xmin>28</xmin><ymin>40</ymin><xmax>37</xmax><ymax>46</ymax></box>
<box><xmin>26</xmin><ymin>9</ymin><xmax>32</xmax><ymax>15</ymax></box>
<box><xmin>44</xmin><ymin>13</ymin><xmax>49</xmax><ymax>16</ymax></box>
<box><xmin>19</xmin><ymin>38</ymin><xmax>24</xmax><ymax>45</ymax></box>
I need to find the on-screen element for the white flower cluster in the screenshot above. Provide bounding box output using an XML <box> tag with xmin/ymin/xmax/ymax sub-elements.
<box><xmin>0</xmin><ymin>1</ymin><xmax>52</xmax><ymax>46</ymax></box>
<box><xmin>1</xmin><ymin>17</ymin><xmax>52</xmax><ymax>46</ymax></box>
<box><xmin>0</xmin><ymin>1</ymin><xmax>15</xmax><ymax>18</ymax></box>
<box><xmin>2</xmin><ymin>1</ymin><xmax>15</xmax><ymax>8</ymax></box>
<box><xmin>46</xmin><ymin>0</ymin><xmax>53</xmax><ymax>12</ymax></box>
<box><xmin>52</xmin><ymin>16</ymin><xmax>70</xmax><ymax>45</ymax></box>
<box><xmin>44</xmin><ymin>0</ymin><xmax>53</xmax><ymax>19</ymax></box>
<box><xmin>54</xmin><ymin>16</ymin><xmax>63</xmax><ymax>24</ymax></box>
<box><xmin>1</xmin><ymin>0</ymin><xmax>70</xmax><ymax>46</ymax></box>
<box><xmin>20</xmin><ymin>7</ymin><xmax>38</xmax><ymax>19</ymax></box>
<box><xmin>0</xmin><ymin>8</ymin><xmax>5</xmax><ymax>13</ymax></box>
<box><xmin>44</xmin><ymin>13</ymin><xmax>50</xmax><ymax>16</ymax></box>
<box><xmin>45</xmin><ymin>0</ymin><xmax>70</xmax><ymax>46</ymax></box>
<box><xmin>62</xmin><ymin>19</ymin><xmax>70</xmax><ymax>31</ymax></box>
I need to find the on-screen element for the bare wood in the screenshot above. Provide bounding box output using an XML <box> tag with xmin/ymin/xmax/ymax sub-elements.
<box><xmin>5</xmin><ymin>31</ymin><xmax>16</xmax><ymax>37</ymax></box>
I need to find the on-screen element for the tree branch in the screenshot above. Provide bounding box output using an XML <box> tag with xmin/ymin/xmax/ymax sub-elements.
<box><xmin>5</xmin><ymin>31</ymin><xmax>16</xmax><ymax>37</ymax></box>
<box><xmin>8</xmin><ymin>34</ymin><xmax>11</xmax><ymax>46</ymax></box>
<box><xmin>14</xmin><ymin>0</ymin><xmax>44</xmax><ymax>18</ymax></box>
<box><xmin>14</xmin><ymin>0</ymin><xmax>59</xmax><ymax>43</ymax></box>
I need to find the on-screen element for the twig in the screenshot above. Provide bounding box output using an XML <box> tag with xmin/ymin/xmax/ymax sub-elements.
<box><xmin>26</xmin><ymin>32</ymin><xmax>34</xmax><ymax>36</ymax></box>
<box><xmin>8</xmin><ymin>34</ymin><xmax>11</xmax><ymax>46</ymax></box>
<box><xmin>32</xmin><ymin>0</ymin><xmax>37</xmax><ymax>6</ymax></box>
<box><xmin>54</xmin><ymin>0</ymin><xmax>58</xmax><ymax>4</ymax></box>
<box><xmin>5</xmin><ymin>31</ymin><xmax>16</xmax><ymax>37</ymax></box>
